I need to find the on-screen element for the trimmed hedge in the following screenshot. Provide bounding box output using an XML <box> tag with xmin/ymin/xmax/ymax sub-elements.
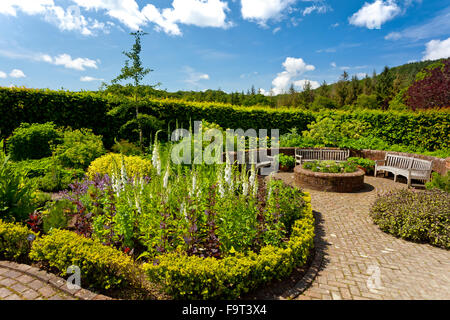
<box><xmin>143</xmin><ymin>192</ymin><xmax>315</xmax><ymax>299</ymax></box>
<box><xmin>1</xmin><ymin>88</ymin><xmax>448</xmax><ymax>152</ymax></box>
<box><xmin>29</xmin><ymin>229</ymin><xmax>139</xmax><ymax>290</ymax></box>
<box><xmin>0</xmin><ymin>219</ymin><xmax>37</xmax><ymax>261</ymax></box>
<box><xmin>370</xmin><ymin>189</ymin><xmax>450</xmax><ymax>249</ymax></box>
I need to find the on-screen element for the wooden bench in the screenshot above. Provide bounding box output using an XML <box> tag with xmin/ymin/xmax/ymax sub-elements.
<box><xmin>295</xmin><ymin>148</ymin><xmax>350</xmax><ymax>165</ymax></box>
<box><xmin>374</xmin><ymin>153</ymin><xmax>433</xmax><ymax>188</ymax></box>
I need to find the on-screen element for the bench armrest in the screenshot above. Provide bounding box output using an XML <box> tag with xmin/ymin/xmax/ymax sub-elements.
<box><xmin>375</xmin><ymin>159</ymin><xmax>385</xmax><ymax>165</ymax></box>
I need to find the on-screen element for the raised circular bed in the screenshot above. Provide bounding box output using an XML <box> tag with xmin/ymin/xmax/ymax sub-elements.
<box><xmin>294</xmin><ymin>166</ymin><xmax>365</xmax><ymax>193</ymax></box>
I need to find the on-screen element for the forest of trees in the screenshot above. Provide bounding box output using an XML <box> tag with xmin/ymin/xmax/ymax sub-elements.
<box><xmin>98</xmin><ymin>58</ymin><xmax>449</xmax><ymax>111</ymax></box>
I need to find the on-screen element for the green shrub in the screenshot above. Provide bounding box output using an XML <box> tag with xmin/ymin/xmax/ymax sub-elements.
<box><xmin>276</xmin><ymin>153</ymin><xmax>295</xmax><ymax>169</ymax></box>
<box><xmin>42</xmin><ymin>200</ymin><xmax>74</xmax><ymax>234</ymax></box>
<box><xmin>54</xmin><ymin>128</ymin><xmax>105</xmax><ymax>170</ymax></box>
<box><xmin>426</xmin><ymin>172</ymin><xmax>450</xmax><ymax>193</ymax></box>
<box><xmin>370</xmin><ymin>189</ymin><xmax>450</xmax><ymax>249</ymax></box>
<box><xmin>29</xmin><ymin>229</ymin><xmax>139</xmax><ymax>291</ymax></box>
<box><xmin>347</xmin><ymin>157</ymin><xmax>376</xmax><ymax>174</ymax></box>
<box><xmin>111</xmin><ymin>139</ymin><xmax>143</xmax><ymax>156</ymax></box>
<box><xmin>0</xmin><ymin>140</ymin><xmax>37</xmax><ymax>222</ymax></box>
<box><xmin>354</xmin><ymin>94</ymin><xmax>378</xmax><ymax>109</ymax></box>
<box><xmin>0</xmin><ymin>219</ymin><xmax>37</xmax><ymax>261</ymax></box>
<box><xmin>143</xmin><ymin>193</ymin><xmax>314</xmax><ymax>299</ymax></box>
<box><xmin>7</xmin><ymin>122</ymin><xmax>62</xmax><ymax>161</ymax></box>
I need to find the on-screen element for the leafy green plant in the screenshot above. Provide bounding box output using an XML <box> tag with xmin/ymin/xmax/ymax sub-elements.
<box><xmin>54</xmin><ymin>128</ymin><xmax>105</xmax><ymax>170</ymax></box>
<box><xmin>111</xmin><ymin>139</ymin><xmax>143</xmax><ymax>156</ymax></box>
<box><xmin>0</xmin><ymin>140</ymin><xmax>37</xmax><ymax>222</ymax></box>
<box><xmin>7</xmin><ymin>122</ymin><xmax>62</xmax><ymax>161</ymax></box>
<box><xmin>0</xmin><ymin>219</ymin><xmax>38</xmax><ymax>262</ymax></box>
<box><xmin>42</xmin><ymin>199</ymin><xmax>74</xmax><ymax>234</ymax></box>
<box><xmin>275</xmin><ymin>154</ymin><xmax>295</xmax><ymax>169</ymax></box>
<box><xmin>303</xmin><ymin>160</ymin><xmax>358</xmax><ymax>173</ymax></box>
<box><xmin>347</xmin><ymin>157</ymin><xmax>376</xmax><ymax>174</ymax></box>
<box><xmin>426</xmin><ymin>172</ymin><xmax>450</xmax><ymax>193</ymax></box>
<box><xmin>370</xmin><ymin>189</ymin><xmax>449</xmax><ymax>249</ymax></box>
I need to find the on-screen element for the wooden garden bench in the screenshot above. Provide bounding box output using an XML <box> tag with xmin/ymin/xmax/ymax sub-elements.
<box><xmin>295</xmin><ymin>148</ymin><xmax>350</xmax><ymax>165</ymax></box>
<box><xmin>374</xmin><ymin>153</ymin><xmax>433</xmax><ymax>188</ymax></box>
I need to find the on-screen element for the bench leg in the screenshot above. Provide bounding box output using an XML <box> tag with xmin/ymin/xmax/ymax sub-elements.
<box><xmin>394</xmin><ymin>174</ymin><xmax>397</xmax><ymax>182</ymax></box>
<box><xmin>407</xmin><ymin>178</ymin><xmax>411</xmax><ymax>188</ymax></box>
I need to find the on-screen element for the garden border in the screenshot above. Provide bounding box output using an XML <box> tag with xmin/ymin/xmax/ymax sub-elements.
<box><xmin>0</xmin><ymin>260</ymin><xmax>111</xmax><ymax>300</ymax></box>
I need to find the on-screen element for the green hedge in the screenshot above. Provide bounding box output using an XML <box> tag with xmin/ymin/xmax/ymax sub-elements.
<box><xmin>29</xmin><ymin>229</ymin><xmax>139</xmax><ymax>290</ymax></box>
<box><xmin>1</xmin><ymin>88</ymin><xmax>448</xmax><ymax>152</ymax></box>
<box><xmin>0</xmin><ymin>87</ymin><xmax>120</xmax><ymax>148</ymax></box>
<box><xmin>0</xmin><ymin>219</ymin><xmax>37</xmax><ymax>261</ymax></box>
<box><xmin>143</xmin><ymin>193</ymin><xmax>315</xmax><ymax>299</ymax></box>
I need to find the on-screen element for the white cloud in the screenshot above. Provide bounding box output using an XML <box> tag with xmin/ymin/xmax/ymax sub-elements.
<box><xmin>40</xmin><ymin>53</ymin><xmax>98</xmax><ymax>70</ymax></box>
<box><xmin>80</xmin><ymin>76</ymin><xmax>104</xmax><ymax>82</ymax></box>
<box><xmin>0</xmin><ymin>71</ymin><xmax>7</xmax><ymax>79</ymax></box>
<box><xmin>241</xmin><ymin>0</ymin><xmax>296</xmax><ymax>25</ymax></box>
<box><xmin>0</xmin><ymin>0</ymin><xmax>54</xmax><ymax>16</ymax></box>
<box><xmin>9</xmin><ymin>69</ymin><xmax>26</xmax><ymax>78</ymax></box>
<box><xmin>273</xmin><ymin>27</ymin><xmax>281</xmax><ymax>34</ymax></box>
<box><xmin>422</xmin><ymin>37</ymin><xmax>450</xmax><ymax>61</ymax></box>
<box><xmin>142</xmin><ymin>0</ymin><xmax>231</xmax><ymax>36</ymax></box>
<box><xmin>330</xmin><ymin>62</ymin><xmax>337</xmax><ymax>68</ymax></box>
<box><xmin>349</xmin><ymin>0</ymin><xmax>401</xmax><ymax>29</ymax></box>
<box><xmin>267</xmin><ymin>57</ymin><xmax>315</xmax><ymax>95</ymax></box>
<box><xmin>293</xmin><ymin>79</ymin><xmax>320</xmax><ymax>90</ymax></box>
<box><xmin>184</xmin><ymin>66</ymin><xmax>210</xmax><ymax>87</ymax></box>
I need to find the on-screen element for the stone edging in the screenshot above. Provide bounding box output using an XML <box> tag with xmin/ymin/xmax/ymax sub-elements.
<box><xmin>0</xmin><ymin>261</ymin><xmax>111</xmax><ymax>300</ymax></box>
<box><xmin>281</xmin><ymin>210</ymin><xmax>324</xmax><ymax>300</ymax></box>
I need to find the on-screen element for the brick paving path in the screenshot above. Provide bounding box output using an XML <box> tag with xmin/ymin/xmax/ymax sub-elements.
<box><xmin>276</xmin><ymin>173</ymin><xmax>450</xmax><ymax>300</ymax></box>
<box><xmin>0</xmin><ymin>261</ymin><xmax>110</xmax><ymax>300</ymax></box>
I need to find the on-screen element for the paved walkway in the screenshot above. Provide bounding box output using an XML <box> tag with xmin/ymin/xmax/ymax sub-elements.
<box><xmin>0</xmin><ymin>261</ymin><xmax>110</xmax><ymax>300</ymax></box>
<box><xmin>276</xmin><ymin>173</ymin><xmax>450</xmax><ymax>300</ymax></box>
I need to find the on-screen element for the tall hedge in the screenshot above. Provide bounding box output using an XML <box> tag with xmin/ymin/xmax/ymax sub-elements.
<box><xmin>1</xmin><ymin>88</ymin><xmax>449</xmax><ymax>152</ymax></box>
<box><xmin>0</xmin><ymin>87</ymin><xmax>121</xmax><ymax>148</ymax></box>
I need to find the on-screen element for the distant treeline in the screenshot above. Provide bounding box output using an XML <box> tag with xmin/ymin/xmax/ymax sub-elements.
<box><xmin>97</xmin><ymin>58</ymin><xmax>449</xmax><ymax>111</ymax></box>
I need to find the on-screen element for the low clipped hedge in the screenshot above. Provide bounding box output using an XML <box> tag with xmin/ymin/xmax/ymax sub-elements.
<box><xmin>370</xmin><ymin>189</ymin><xmax>450</xmax><ymax>249</ymax></box>
<box><xmin>0</xmin><ymin>219</ymin><xmax>37</xmax><ymax>261</ymax></box>
<box><xmin>87</xmin><ymin>153</ymin><xmax>152</xmax><ymax>179</ymax></box>
<box><xmin>29</xmin><ymin>229</ymin><xmax>139</xmax><ymax>290</ymax></box>
<box><xmin>143</xmin><ymin>193</ymin><xmax>315</xmax><ymax>299</ymax></box>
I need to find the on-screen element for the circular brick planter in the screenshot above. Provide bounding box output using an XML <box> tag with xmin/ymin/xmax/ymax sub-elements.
<box><xmin>294</xmin><ymin>166</ymin><xmax>365</xmax><ymax>193</ymax></box>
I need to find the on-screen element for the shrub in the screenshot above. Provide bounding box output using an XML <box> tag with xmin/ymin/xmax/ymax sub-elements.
<box><xmin>302</xmin><ymin>117</ymin><xmax>342</xmax><ymax>147</ymax></box>
<box><xmin>111</xmin><ymin>139</ymin><xmax>143</xmax><ymax>156</ymax></box>
<box><xmin>54</xmin><ymin>128</ymin><xmax>105</xmax><ymax>170</ymax></box>
<box><xmin>143</xmin><ymin>193</ymin><xmax>314</xmax><ymax>299</ymax></box>
<box><xmin>0</xmin><ymin>140</ymin><xmax>37</xmax><ymax>222</ymax></box>
<box><xmin>87</xmin><ymin>153</ymin><xmax>152</xmax><ymax>179</ymax></box>
<box><xmin>370</xmin><ymin>189</ymin><xmax>450</xmax><ymax>249</ymax></box>
<box><xmin>7</xmin><ymin>122</ymin><xmax>62</xmax><ymax>161</ymax></box>
<box><xmin>0</xmin><ymin>219</ymin><xmax>37</xmax><ymax>261</ymax></box>
<box><xmin>29</xmin><ymin>229</ymin><xmax>139</xmax><ymax>290</ymax></box>
<box><xmin>347</xmin><ymin>157</ymin><xmax>376</xmax><ymax>174</ymax></box>
<box><xmin>276</xmin><ymin>154</ymin><xmax>295</xmax><ymax>169</ymax></box>
<box><xmin>426</xmin><ymin>172</ymin><xmax>450</xmax><ymax>193</ymax></box>
<box><xmin>42</xmin><ymin>200</ymin><xmax>74</xmax><ymax>234</ymax></box>
<box><xmin>354</xmin><ymin>94</ymin><xmax>378</xmax><ymax>109</ymax></box>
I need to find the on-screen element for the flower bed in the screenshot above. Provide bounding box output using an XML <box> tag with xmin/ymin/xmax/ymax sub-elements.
<box><xmin>295</xmin><ymin>166</ymin><xmax>365</xmax><ymax>193</ymax></box>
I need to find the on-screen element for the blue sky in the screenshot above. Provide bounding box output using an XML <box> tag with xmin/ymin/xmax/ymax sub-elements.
<box><xmin>0</xmin><ymin>0</ymin><xmax>449</xmax><ymax>94</ymax></box>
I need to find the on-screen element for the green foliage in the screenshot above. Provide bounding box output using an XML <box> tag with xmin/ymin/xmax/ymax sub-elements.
<box><xmin>54</xmin><ymin>128</ymin><xmax>105</xmax><ymax>170</ymax></box>
<box><xmin>347</xmin><ymin>157</ymin><xmax>375</xmax><ymax>174</ymax></box>
<box><xmin>303</xmin><ymin>160</ymin><xmax>358</xmax><ymax>173</ymax></box>
<box><xmin>143</xmin><ymin>193</ymin><xmax>314</xmax><ymax>299</ymax></box>
<box><xmin>275</xmin><ymin>154</ymin><xmax>295</xmax><ymax>169</ymax></box>
<box><xmin>29</xmin><ymin>229</ymin><xmax>139</xmax><ymax>290</ymax></box>
<box><xmin>112</xmin><ymin>139</ymin><xmax>143</xmax><ymax>156</ymax></box>
<box><xmin>42</xmin><ymin>200</ymin><xmax>74</xmax><ymax>234</ymax></box>
<box><xmin>0</xmin><ymin>219</ymin><xmax>37</xmax><ymax>261</ymax></box>
<box><xmin>310</xmin><ymin>95</ymin><xmax>336</xmax><ymax>111</ymax></box>
<box><xmin>370</xmin><ymin>189</ymin><xmax>449</xmax><ymax>249</ymax></box>
<box><xmin>426</xmin><ymin>172</ymin><xmax>450</xmax><ymax>193</ymax></box>
<box><xmin>354</xmin><ymin>94</ymin><xmax>378</xmax><ymax>109</ymax></box>
<box><xmin>7</xmin><ymin>122</ymin><xmax>61</xmax><ymax>161</ymax></box>
<box><xmin>388</xmin><ymin>88</ymin><xmax>409</xmax><ymax>111</ymax></box>
<box><xmin>302</xmin><ymin>117</ymin><xmax>342</xmax><ymax>147</ymax></box>
<box><xmin>0</xmin><ymin>140</ymin><xmax>36</xmax><ymax>222</ymax></box>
